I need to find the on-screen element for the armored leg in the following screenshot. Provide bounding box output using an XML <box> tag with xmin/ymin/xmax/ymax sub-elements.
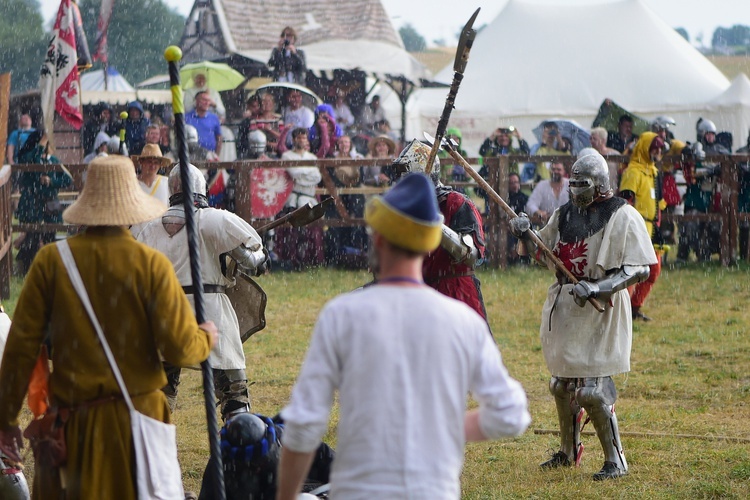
<box><xmin>161</xmin><ymin>363</ymin><xmax>182</xmax><ymax>413</ymax></box>
<box><xmin>214</xmin><ymin>368</ymin><xmax>251</xmax><ymax>420</ymax></box>
<box><xmin>541</xmin><ymin>377</ymin><xmax>581</xmax><ymax>468</ymax></box>
<box><xmin>575</xmin><ymin>377</ymin><xmax>628</xmax><ymax>479</ymax></box>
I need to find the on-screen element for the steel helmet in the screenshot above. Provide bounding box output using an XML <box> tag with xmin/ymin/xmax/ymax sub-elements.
<box><xmin>696</xmin><ymin>118</ymin><xmax>717</xmax><ymax>141</ymax></box>
<box><xmin>168</xmin><ymin>162</ymin><xmax>207</xmax><ymax>197</ymax></box>
<box><xmin>185</xmin><ymin>124</ymin><xmax>200</xmax><ymax>144</ymax></box>
<box><xmin>651</xmin><ymin>115</ymin><xmax>676</xmax><ymax>131</ymax></box>
<box><xmin>222</xmin><ymin>413</ymin><xmax>280</xmax><ymax>466</ymax></box>
<box><xmin>247</xmin><ymin>129</ymin><xmax>267</xmax><ymax>156</ymax></box>
<box><xmin>392</xmin><ymin>139</ymin><xmax>440</xmax><ymax>184</ymax></box>
<box><xmin>569</xmin><ymin>152</ymin><xmax>611</xmax><ymax>208</ymax></box>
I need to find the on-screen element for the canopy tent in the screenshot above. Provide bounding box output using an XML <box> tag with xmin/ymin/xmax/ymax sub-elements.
<box><xmin>403</xmin><ymin>0</ymin><xmax>733</xmax><ymax>155</ymax></box>
<box><xmin>700</xmin><ymin>73</ymin><xmax>750</xmax><ymax>150</ymax></box>
<box><xmin>80</xmin><ymin>66</ymin><xmax>171</xmax><ymax>105</ymax></box>
<box><xmin>80</xmin><ymin>66</ymin><xmax>135</xmax><ymax>92</ymax></box>
<box><xmin>80</xmin><ymin>89</ymin><xmax>173</xmax><ymax>106</ymax></box>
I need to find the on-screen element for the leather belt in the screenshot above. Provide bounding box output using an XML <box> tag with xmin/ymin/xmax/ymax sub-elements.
<box><xmin>182</xmin><ymin>284</ymin><xmax>226</xmax><ymax>294</ymax></box>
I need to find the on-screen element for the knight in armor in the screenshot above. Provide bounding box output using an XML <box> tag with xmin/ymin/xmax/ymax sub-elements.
<box><xmin>390</xmin><ymin>140</ymin><xmax>488</xmax><ymax>320</ymax></box>
<box><xmin>510</xmin><ymin>152</ymin><xmax>657</xmax><ymax>480</ymax></box>
<box><xmin>134</xmin><ymin>163</ymin><xmax>269</xmax><ymax>419</ymax></box>
<box><xmin>198</xmin><ymin>412</ymin><xmax>334</xmax><ymax>499</ymax></box>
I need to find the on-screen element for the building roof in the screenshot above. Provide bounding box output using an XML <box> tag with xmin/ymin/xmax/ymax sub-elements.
<box><xmin>180</xmin><ymin>0</ymin><xmax>430</xmax><ymax>81</ymax></box>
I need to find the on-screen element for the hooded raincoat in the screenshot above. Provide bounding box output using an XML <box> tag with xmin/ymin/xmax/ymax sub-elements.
<box><xmin>619</xmin><ymin>132</ymin><xmax>663</xmax><ymax>238</ymax></box>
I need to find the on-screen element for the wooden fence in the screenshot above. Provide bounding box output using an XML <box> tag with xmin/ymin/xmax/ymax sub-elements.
<box><xmin>4</xmin><ymin>154</ymin><xmax>749</xmax><ymax>292</ymax></box>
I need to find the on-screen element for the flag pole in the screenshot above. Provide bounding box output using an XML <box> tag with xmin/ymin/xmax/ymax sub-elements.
<box><xmin>164</xmin><ymin>45</ymin><xmax>226</xmax><ymax>500</ymax></box>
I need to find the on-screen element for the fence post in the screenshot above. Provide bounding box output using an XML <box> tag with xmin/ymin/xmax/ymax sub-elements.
<box><xmin>0</xmin><ymin>73</ymin><xmax>12</xmax><ymax>298</ymax></box>
<box><xmin>720</xmin><ymin>156</ymin><xmax>739</xmax><ymax>265</ymax></box>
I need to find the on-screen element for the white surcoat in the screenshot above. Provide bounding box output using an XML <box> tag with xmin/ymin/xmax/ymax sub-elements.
<box><xmin>537</xmin><ymin>203</ymin><xmax>657</xmax><ymax>378</ymax></box>
<box><xmin>135</xmin><ymin>208</ymin><xmax>262</xmax><ymax>369</ymax></box>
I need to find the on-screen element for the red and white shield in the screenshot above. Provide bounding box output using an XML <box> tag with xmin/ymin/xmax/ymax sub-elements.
<box><xmin>250</xmin><ymin>168</ymin><xmax>293</xmax><ymax>218</ymax></box>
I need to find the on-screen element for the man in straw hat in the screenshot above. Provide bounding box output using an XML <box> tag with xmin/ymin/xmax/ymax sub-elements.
<box><xmin>135</xmin><ymin>162</ymin><xmax>268</xmax><ymax>419</ymax></box>
<box><xmin>362</xmin><ymin>134</ymin><xmax>396</xmax><ymax>186</ymax></box>
<box><xmin>132</xmin><ymin>142</ymin><xmax>173</xmax><ymax>205</ymax></box>
<box><xmin>0</xmin><ymin>156</ymin><xmax>218</xmax><ymax>499</ymax></box>
<box><xmin>276</xmin><ymin>173</ymin><xmax>530</xmax><ymax>500</ymax></box>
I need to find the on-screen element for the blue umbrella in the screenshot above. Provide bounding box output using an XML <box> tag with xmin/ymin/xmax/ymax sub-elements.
<box><xmin>532</xmin><ymin>119</ymin><xmax>591</xmax><ymax>156</ymax></box>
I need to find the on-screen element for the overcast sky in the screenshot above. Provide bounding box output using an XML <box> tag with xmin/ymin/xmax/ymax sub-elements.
<box><xmin>39</xmin><ymin>0</ymin><xmax>750</xmax><ymax>48</ymax></box>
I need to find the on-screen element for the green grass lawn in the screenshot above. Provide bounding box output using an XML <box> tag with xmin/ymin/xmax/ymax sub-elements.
<box><xmin>8</xmin><ymin>262</ymin><xmax>750</xmax><ymax>498</ymax></box>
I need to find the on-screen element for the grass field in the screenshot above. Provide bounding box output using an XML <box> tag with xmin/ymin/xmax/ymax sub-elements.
<box><xmin>8</xmin><ymin>262</ymin><xmax>750</xmax><ymax>498</ymax></box>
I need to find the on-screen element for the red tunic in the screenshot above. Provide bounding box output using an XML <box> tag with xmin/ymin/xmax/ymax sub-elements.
<box><xmin>423</xmin><ymin>188</ymin><xmax>488</xmax><ymax>320</ymax></box>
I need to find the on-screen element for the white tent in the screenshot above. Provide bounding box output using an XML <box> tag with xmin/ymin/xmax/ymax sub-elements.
<box><xmin>405</xmin><ymin>0</ymin><xmax>732</xmax><ymax>155</ymax></box>
<box><xmin>702</xmin><ymin>73</ymin><xmax>750</xmax><ymax>150</ymax></box>
<box><xmin>80</xmin><ymin>67</ymin><xmax>135</xmax><ymax>92</ymax></box>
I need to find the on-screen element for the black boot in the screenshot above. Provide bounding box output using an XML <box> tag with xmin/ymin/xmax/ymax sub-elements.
<box><xmin>593</xmin><ymin>461</ymin><xmax>627</xmax><ymax>480</ymax></box>
<box><xmin>540</xmin><ymin>451</ymin><xmax>571</xmax><ymax>469</ymax></box>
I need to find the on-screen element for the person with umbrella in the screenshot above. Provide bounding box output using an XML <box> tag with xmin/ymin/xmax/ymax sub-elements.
<box><xmin>529</xmin><ymin>121</ymin><xmax>571</xmax><ymax>183</ymax></box>
<box><xmin>184</xmin><ymin>72</ymin><xmax>226</xmax><ymax>120</ymax></box>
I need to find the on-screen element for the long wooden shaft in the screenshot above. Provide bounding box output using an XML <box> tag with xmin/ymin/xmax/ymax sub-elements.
<box><xmin>445</xmin><ymin>145</ymin><xmax>605</xmax><ymax>312</ymax></box>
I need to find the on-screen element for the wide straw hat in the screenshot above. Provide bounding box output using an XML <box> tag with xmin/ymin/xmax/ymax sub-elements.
<box><xmin>63</xmin><ymin>156</ymin><xmax>167</xmax><ymax>226</ymax></box>
<box><xmin>368</xmin><ymin>134</ymin><xmax>396</xmax><ymax>156</ymax></box>
<box><xmin>131</xmin><ymin>143</ymin><xmax>173</xmax><ymax>168</ymax></box>
<box><xmin>365</xmin><ymin>172</ymin><xmax>443</xmax><ymax>253</ymax></box>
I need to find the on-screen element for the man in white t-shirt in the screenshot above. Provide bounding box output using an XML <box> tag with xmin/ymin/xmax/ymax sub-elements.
<box><xmin>277</xmin><ymin>173</ymin><xmax>530</xmax><ymax>499</ymax></box>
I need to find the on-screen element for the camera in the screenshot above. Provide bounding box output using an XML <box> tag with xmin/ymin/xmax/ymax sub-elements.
<box><xmin>548</xmin><ymin>130</ymin><xmax>558</xmax><ymax>136</ymax></box>
<box><xmin>283</xmin><ymin>39</ymin><xmax>291</xmax><ymax>47</ymax></box>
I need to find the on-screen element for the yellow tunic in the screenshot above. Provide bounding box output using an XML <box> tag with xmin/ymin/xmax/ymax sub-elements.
<box><xmin>0</xmin><ymin>226</ymin><xmax>212</xmax><ymax>499</ymax></box>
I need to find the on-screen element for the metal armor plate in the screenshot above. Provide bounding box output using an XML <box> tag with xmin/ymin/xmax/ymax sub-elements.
<box><xmin>226</xmin><ymin>271</ymin><xmax>268</xmax><ymax>342</ymax></box>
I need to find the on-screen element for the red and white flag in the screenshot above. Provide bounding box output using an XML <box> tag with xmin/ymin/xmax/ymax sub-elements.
<box><xmin>40</xmin><ymin>0</ymin><xmax>83</xmax><ymax>150</ymax></box>
<box><xmin>93</xmin><ymin>0</ymin><xmax>116</xmax><ymax>63</ymax></box>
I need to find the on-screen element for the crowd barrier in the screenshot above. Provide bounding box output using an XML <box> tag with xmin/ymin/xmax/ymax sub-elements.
<box><xmin>3</xmin><ymin>154</ymin><xmax>748</xmax><ymax>298</ymax></box>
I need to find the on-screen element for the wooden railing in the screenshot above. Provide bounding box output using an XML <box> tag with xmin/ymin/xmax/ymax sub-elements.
<box><xmin>5</xmin><ymin>154</ymin><xmax>749</xmax><ymax>272</ymax></box>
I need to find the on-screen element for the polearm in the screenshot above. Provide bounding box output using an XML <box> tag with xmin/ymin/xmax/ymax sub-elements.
<box><xmin>426</xmin><ymin>133</ymin><xmax>605</xmax><ymax>312</ymax></box>
<box><xmin>118</xmin><ymin>111</ymin><xmax>127</xmax><ymax>155</ymax></box>
<box><xmin>164</xmin><ymin>46</ymin><xmax>226</xmax><ymax>499</ymax></box>
<box><xmin>424</xmin><ymin>7</ymin><xmax>480</xmax><ymax>175</ymax></box>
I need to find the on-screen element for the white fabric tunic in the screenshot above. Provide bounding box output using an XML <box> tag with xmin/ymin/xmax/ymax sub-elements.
<box><xmin>138</xmin><ymin>175</ymin><xmax>170</xmax><ymax>205</ymax></box>
<box><xmin>135</xmin><ymin>208</ymin><xmax>262</xmax><ymax>369</ymax></box>
<box><xmin>280</xmin><ymin>150</ymin><xmax>321</xmax><ymax>208</ymax></box>
<box><xmin>281</xmin><ymin>285</ymin><xmax>530</xmax><ymax>499</ymax></box>
<box><xmin>537</xmin><ymin>204</ymin><xmax>657</xmax><ymax>378</ymax></box>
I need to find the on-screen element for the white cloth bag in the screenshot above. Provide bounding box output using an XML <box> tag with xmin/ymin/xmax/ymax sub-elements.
<box><xmin>57</xmin><ymin>240</ymin><xmax>184</xmax><ymax>499</ymax></box>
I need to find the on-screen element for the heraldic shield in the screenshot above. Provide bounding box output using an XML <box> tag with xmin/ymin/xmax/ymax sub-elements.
<box><xmin>225</xmin><ymin>270</ymin><xmax>268</xmax><ymax>342</ymax></box>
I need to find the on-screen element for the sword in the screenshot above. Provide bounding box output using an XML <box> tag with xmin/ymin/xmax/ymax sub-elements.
<box><xmin>164</xmin><ymin>45</ymin><xmax>226</xmax><ymax>500</ymax></box>
<box><xmin>423</xmin><ymin>132</ymin><xmax>605</xmax><ymax>313</ymax></box>
<box><xmin>424</xmin><ymin>7</ymin><xmax>480</xmax><ymax>175</ymax></box>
